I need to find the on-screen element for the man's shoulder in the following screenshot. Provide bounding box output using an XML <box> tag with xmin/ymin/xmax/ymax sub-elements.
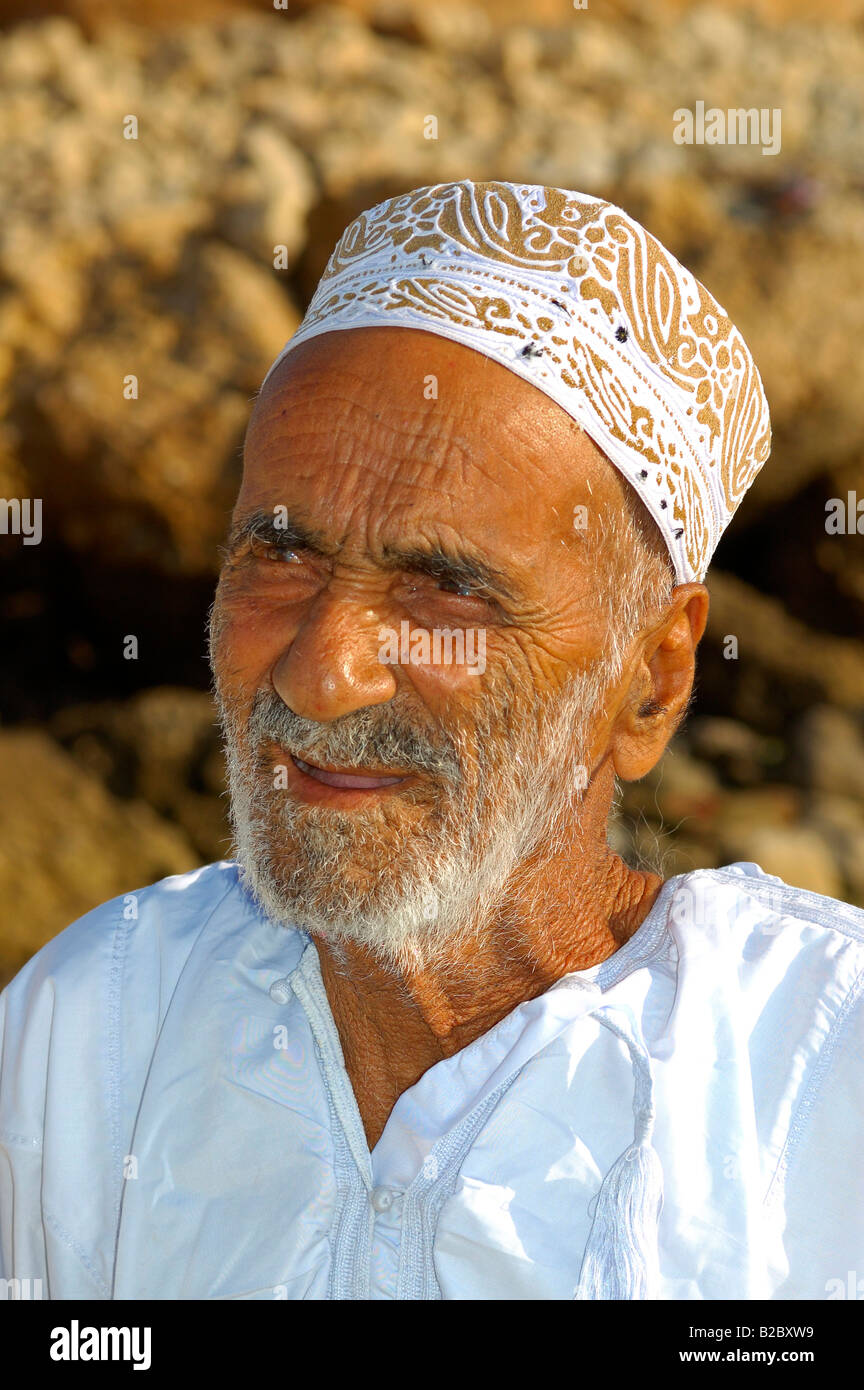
<box><xmin>663</xmin><ymin>859</ymin><xmax>864</xmax><ymax>1027</ymax></box>
<box><xmin>1</xmin><ymin>861</ymin><xmax>247</xmax><ymax>1013</ymax></box>
<box><xmin>668</xmin><ymin>859</ymin><xmax>864</xmax><ymax>946</ymax></box>
<box><xmin>0</xmin><ymin>863</ymin><xmax>250</xmax><ymax>1155</ymax></box>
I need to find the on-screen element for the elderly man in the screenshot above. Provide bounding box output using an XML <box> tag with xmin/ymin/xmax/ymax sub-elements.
<box><xmin>1</xmin><ymin>181</ymin><xmax>862</xmax><ymax>1302</ymax></box>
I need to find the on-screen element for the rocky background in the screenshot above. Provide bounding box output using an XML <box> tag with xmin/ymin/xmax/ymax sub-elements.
<box><xmin>1</xmin><ymin>0</ymin><xmax>864</xmax><ymax>987</ymax></box>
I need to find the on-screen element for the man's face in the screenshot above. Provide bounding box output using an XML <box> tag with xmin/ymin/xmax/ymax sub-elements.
<box><xmin>210</xmin><ymin>327</ymin><xmax>634</xmax><ymax>969</ymax></box>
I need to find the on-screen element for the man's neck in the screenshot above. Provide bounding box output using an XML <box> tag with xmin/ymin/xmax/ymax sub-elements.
<box><xmin>313</xmin><ymin>775</ymin><xmax>663</xmax><ymax>1150</ymax></box>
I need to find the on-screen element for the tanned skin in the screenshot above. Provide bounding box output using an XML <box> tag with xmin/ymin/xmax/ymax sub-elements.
<box><xmin>211</xmin><ymin>327</ymin><xmax>709</xmax><ymax>1148</ymax></box>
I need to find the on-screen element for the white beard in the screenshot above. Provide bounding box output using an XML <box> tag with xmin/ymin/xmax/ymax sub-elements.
<box><xmin>216</xmin><ymin>662</ymin><xmax>611</xmax><ymax>974</ymax></box>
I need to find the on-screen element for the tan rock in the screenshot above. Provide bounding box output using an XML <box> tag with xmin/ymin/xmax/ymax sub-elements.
<box><xmin>796</xmin><ymin>705</ymin><xmax>864</xmax><ymax>802</ymax></box>
<box><xmin>24</xmin><ymin>244</ymin><xmax>300</xmax><ymax>574</ymax></box>
<box><xmin>648</xmin><ymin>746</ymin><xmax>723</xmax><ymax>825</ymax></box>
<box><xmin>687</xmin><ymin>717</ymin><xmax>785</xmax><ymax>785</ymax></box>
<box><xmin>50</xmin><ymin>688</ymin><xmax>229</xmax><ymax>860</ymax></box>
<box><xmin>713</xmin><ymin>786</ymin><xmax>803</xmax><ymax>840</ymax></box>
<box><xmin>706</xmin><ymin>573</ymin><xmax>864</xmax><ymax>713</ymax></box>
<box><xmin>808</xmin><ymin>794</ymin><xmax>864</xmax><ymax>905</ymax></box>
<box><xmin>723</xmin><ymin>825</ymin><xmax>844</xmax><ymax>901</ymax></box>
<box><xmin>709</xmin><ymin>786</ymin><xmax>847</xmax><ymax>899</ymax></box>
<box><xmin>0</xmin><ymin>729</ymin><xmax>200</xmax><ymax>989</ymax></box>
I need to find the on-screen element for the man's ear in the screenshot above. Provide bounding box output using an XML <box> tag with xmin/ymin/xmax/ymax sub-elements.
<box><xmin>609</xmin><ymin>583</ymin><xmax>710</xmax><ymax>782</ymax></box>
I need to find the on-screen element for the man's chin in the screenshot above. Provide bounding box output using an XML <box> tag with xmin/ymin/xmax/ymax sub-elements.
<box><xmin>230</xmin><ymin>792</ymin><xmax>492</xmax><ymax>959</ymax></box>
<box><xmin>237</xmin><ymin>850</ymin><xmax>464</xmax><ymax>965</ymax></box>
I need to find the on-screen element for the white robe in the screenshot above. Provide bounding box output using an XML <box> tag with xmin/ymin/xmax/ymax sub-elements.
<box><xmin>1</xmin><ymin>859</ymin><xmax>862</xmax><ymax>1299</ymax></box>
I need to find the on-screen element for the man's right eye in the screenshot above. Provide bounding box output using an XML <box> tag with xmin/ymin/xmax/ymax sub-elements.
<box><xmin>436</xmin><ymin>578</ymin><xmax>475</xmax><ymax>597</ymax></box>
<box><xmin>249</xmin><ymin>536</ymin><xmax>303</xmax><ymax>563</ymax></box>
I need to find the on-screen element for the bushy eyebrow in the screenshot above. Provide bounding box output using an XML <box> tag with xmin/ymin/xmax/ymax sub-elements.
<box><xmin>224</xmin><ymin>510</ymin><xmax>332</xmax><ymax>557</ymax></box>
<box><xmin>379</xmin><ymin>543</ymin><xmax>518</xmax><ymax>602</ymax></box>
<box><xmin>223</xmin><ymin>508</ymin><xmax>520</xmax><ymax>603</ymax></box>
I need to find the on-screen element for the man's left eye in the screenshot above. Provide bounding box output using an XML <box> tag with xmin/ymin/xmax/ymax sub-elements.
<box><xmin>438</xmin><ymin>580</ymin><xmax>475</xmax><ymax>597</ymax></box>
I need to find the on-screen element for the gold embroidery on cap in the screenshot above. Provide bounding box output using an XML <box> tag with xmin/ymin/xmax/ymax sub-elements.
<box><xmin>292</xmin><ymin>181</ymin><xmax>771</xmax><ymax>583</ymax></box>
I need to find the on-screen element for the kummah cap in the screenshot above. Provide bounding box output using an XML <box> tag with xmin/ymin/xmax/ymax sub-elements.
<box><xmin>263</xmin><ymin>181</ymin><xmax>772</xmax><ymax>583</ymax></box>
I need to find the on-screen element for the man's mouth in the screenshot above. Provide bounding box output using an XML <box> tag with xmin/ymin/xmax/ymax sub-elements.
<box><xmin>291</xmin><ymin>754</ymin><xmax>409</xmax><ymax>790</ymax></box>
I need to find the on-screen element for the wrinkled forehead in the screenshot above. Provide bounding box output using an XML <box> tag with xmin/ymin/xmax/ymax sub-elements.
<box><xmin>241</xmin><ymin>325</ymin><xmax>632</xmax><ymax>544</ymax></box>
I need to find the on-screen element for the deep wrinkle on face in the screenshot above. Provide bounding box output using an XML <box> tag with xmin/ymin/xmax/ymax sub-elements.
<box><xmin>213</xmin><ymin>327</ymin><xmax>628</xmax><ymax>724</ymax></box>
<box><xmin>209</xmin><ymin>325</ymin><xmax>707</xmax><ymax>974</ymax></box>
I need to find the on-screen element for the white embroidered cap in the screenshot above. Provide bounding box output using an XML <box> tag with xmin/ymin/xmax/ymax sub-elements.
<box><xmin>262</xmin><ymin>181</ymin><xmax>772</xmax><ymax>584</ymax></box>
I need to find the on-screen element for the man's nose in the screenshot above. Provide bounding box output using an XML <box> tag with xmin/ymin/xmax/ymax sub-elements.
<box><xmin>270</xmin><ymin>597</ymin><xmax>398</xmax><ymax>721</ymax></box>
